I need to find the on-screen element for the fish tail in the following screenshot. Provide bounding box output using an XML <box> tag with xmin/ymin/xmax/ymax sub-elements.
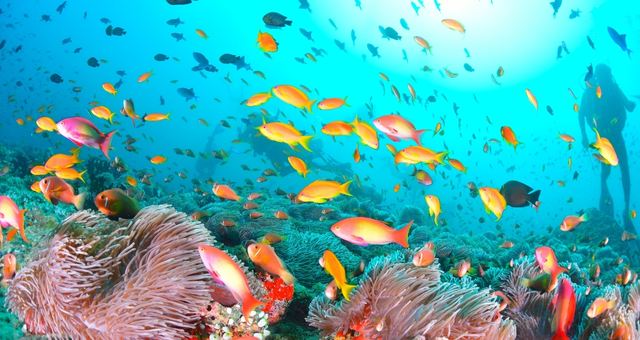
<box><xmin>285</xmin><ymin>20</ymin><xmax>292</xmax><ymax>26</ymax></box>
<box><xmin>299</xmin><ymin>135</ymin><xmax>313</xmax><ymax>152</ymax></box>
<box><xmin>340</xmin><ymin>180</ymin><xmax>352</xmax><ymax>196</ymax></box>
<box><xmin>78</xmin><ymin>170</ymin><xmax>87</xmax><ymax>183</ymax></box>
<box><xmin>241</xmin><ymin>294</ymin><xmax>263</xmax><ymax>319</ymax></box>
<box><xmin>341</xmin><ymin>283</ymin><xmax>357</xmax><ymax>301</ymax></box>
<box><xmin>100</xmin><ymin>130</ymin><xmax>116</xmax><ymax>159</ymax></box>
<box><xmin>305</xmin><ymin>99</ymin><xmax>316</xmax><ymax>113</ymax></box>
<box><xmin>396</xmin><ymin>220</ymin><xmax>413</xmax><ymax>248</ymax></box>
<box><xmin>414</xmin><ymin>129</ymin><xmax>426</xmax><ymax>145</ymax></box>
<box><xmin>435</xmin><ymin>151</ymin><xmax>448</xmax><ymax>164</ymax></box>
<box><xmin>73</xmin><ymin>192</ymin><xmax>87</xmax><ymax>210</ymax></box>
<box><xmin>18</xmin><ymin>209</ymin><xmax>28</xmax><ymax>243</ymax></box>
<box><xmin>551</xmin><ymin>330</ymin><xmax>569</xmax><ymax>340</ymax></box>
<box><xmin>71</xmin><ymin>147</ymin><xmax>81</xmax><ymax>161</ymax></box>
<box><xmin>279</xmin><ymin>270</ymin><xmax>295</xmax><ymax>286</ymax></box>
<box><xmin>580</xmin><ymin>213</ymin><xmax>588</xmax><ymax>222</ymax></box>
<box><xmin>343</xmin><ymin>96</ymin><xmax>350</xmax><ymax>107</ymax></box>
<box><xmin>529</xmin><ymin>190</ymin><xmax>541</xmax><ymax>205</ymax></box>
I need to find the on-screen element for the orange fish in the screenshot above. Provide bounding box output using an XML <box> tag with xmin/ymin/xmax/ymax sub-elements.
<box><xmin>126</xmin><ymin>176</ymin><xmax>137</xmax><ymax>187</ymax></box>
<box><xmin>245</xmin><ymin>92</ymin><xmax>272</xmax><ymax>107</ymax></box>
<box><xmin>500</xmin><ymin>126</ymin><xmax>522</xmax><ymax>150</ymax></box>
<box><xmin>535</xmin><ymin>246</ymin><xmax>567</xmax><ymax>281</ymax></box>
<box><xmin>1</xmin><ymin>253</ymin><xmax>17</xmax><ymax>285</ymax></box>
<box><xmin>150</xmin><ymin>155</ymin><xmax>167</xmax><ymax>165</ymax></box>
<box><xmin>413</xmin><ymin>242</ymin><xmax>435</xmax><ymax>267</ymax></box>
<box><xmin>318</xmin><ymin>97</ymin><xmax>349</xmax><ymax>110</ymax></box>
<box><xmin>425</xmin><ymin>194</ymin><xmax>441</xmax><ymax>226</ymax></box>
<box><xmin>413</xmin><ymin>36</ymin><xmax>432</xmax><ymax>53</ymax></box>
<box><xmin>331</xmin><ymin>217</ymin><xmax>412</xmax><ymax>247</ymax></box>
<box><xmin>30</xmin><ymin>165</ymin><xmax>50</xmax><ymax>176</ymax></box>
<box><xmin>287</xmin><ymin>156</ymin><xmax>309</xmax><ymax>177</ymax></box>
<box><xmin>55</xmin><ymin>168</ymin><xmax>87</xmax><ymax>183</ymax></box>
<box><xmin>220</xmin><ymin>219</ymin><xmax>236</xmax><ymax>227</ymax></box>
<box><xmin>39</xmin><ymin>176</ymin><xmax>86</xmax><ymax>210</ymax></box>
<box><xmin>198</xmin><ymin>245</ymin><xmax>263</xmax><ymax>318</ymax></box>
<box><xmin>441</xmin><ymin>19</ymin><xmax>465</xmax><ymax>33</ymax></box>
<box><xmin>448</xmin><ymin>159</ymin><xmax>467</xmax><ymax>173</ymax></box>
<box><xmin>455</xmin><ymin>259</ymin><xmax>471</xmax><ymax>277</ymax></box>
<box><xmin>352</xmin><ymin>116</ymin><xmax>378</xmax><ymax>149</ymax></box>
<box><xmin>551</xmin><ymin>279</ymin><xmax>576</xmax><ymax>340</ymax></box>
<box><xmin>249</xmin><ymin>212</ymin><xmax>263</xmax><ymax>219</ymax></box>
<box><xmin>587</xmin><ymin>297</ymin><xmax>615</xmax><ymax>318</ymax></box>
<box><xmin>137</xmin><ymin>71</ymin><xmax>153</xmax><ymax>83</ymax></box>
<box><xmin>247</xmin><ymin>243</ymin><xmax>294</xmax><ymax>284</ymax></box>
<box><xmin>258</xmin><ymin>119</ymin><xmax>313</xmax><ymax>152</ymax></box>
<box><xmin>596</xmin><ymin>86</ymin><xmax>602</xmax><ymax>99</ymax></box>
<box><xmin>243</xmin><ymin>202</ymin><xmax>258</xmax><ymax>210</ymax></box>
<box><xmin>321</xmin><ymin>121</ymin><xmax>353</xmax><ymax>136</ymax></box>
<box><xmin>353</xmin><ymin>145</ymin><xmax>361</xmax><ymax>163</ymax></box>
<box><xmin>272</xmin><ymin>84</ymin><xmax>315</xmax><ymax>112</ymax></box>
<box><xmin>274</xmin><ymin>210</ymin><xmax>288</xmax><ymax>220</ymax></box>
<box><xmin>195</xmin><ymin>28</ymin><xmax>208</xmax><ymax>39</ymax></box>
<box><xmin>319</xmin><ymin>250</ymin><xmax>356</xmax><ymax>301</ymax></box>
<box><xmin>36</xmin><ymin>116</ymin><xmax>57</xmax><ymax>131</ymax></box>
<box><xmin>102</xmin><ymin>82</ymin><xmax>117</xmax><ymax>95</ymax></box>
<box><xmin>45</xmin><ymin>149</ymin><xmax>81</xmax><ymax>171</ymax></box>
<box><xmin>213</xmin><ymin>183</ymin><xmax>240</xmax><ymax>201</ymax></box>
<box><xmin>297</xmin><ymin>180</ymin><xmax>351</xmax><ymax>203</ymax></box>
<box><xmin>247</xmin><ymin>193</ymin><xmax>262</xmax><ymax>201</ymax></box>
<box><xmin>560</xmin><ymin>213</ymin><xmax>587</xmax><ymax>231</ymax></box>
<box><xmin>559</xmin><ymin>134</ymin><xmax>575</xmax><ymax>143</ymax></box>
<box><xmin>0</xmin><ymin>196</ymin><xmax>28</xmax><ymax>243</ymax></box>
<box><xmin>257</xmin><ymin>31</ymin><xmax>278</xmax><ymax>53</ymax></box>
<box><xmin>500</xmin><ymin>241</ymin><xmax>514</xmax><ymax>248</ymax></box>
<box><xmin>143</xmin><ymin>113</ymin><xmax>170</xmax><ymax>122</ymax></box>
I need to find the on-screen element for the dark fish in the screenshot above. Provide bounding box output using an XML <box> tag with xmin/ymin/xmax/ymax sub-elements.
<box><xmin>95</xmin><ymin>189</ymin><xmax>140</xmax><ymax>220</ymax></box>
<box><xmin>350</xmin><ymin>29</ymin><xmax>356</xmax><ymax>46</ymax></box>
<box><xmin>193</xmin><ymin>52</ymin><xmax>209</xmax><ymax>65</ymax></box>
<box><xmin>177</xmin><ymin>88</ymin><xmax>197</xmax><ymax>101</ymax></box>
<box><xmin>355</xmin><ymin>0</ymin><xmax>362</xmax><ymax>9</ymax></box>
<box><xmin>328</xmin><ymin>19</ymin><xmax>337</xmax><ymax>30</ymax></box>
<box><xmin>263</xmin><ymin>12</ymin><xmax>292</xmax><ymax>28</ymax></box>
<box><xmin>160</xmin><ymin>96</ymin><xmax>165</xmax><ymax>105</ymax></box>
<box><xmin>379</xmin><ymin>26</ymin><xmax>401</xmax><ymax>40</ymax></box>
<box><xmin>463</xmin><ymin>63</ymin><xmax>474</xmax><ymax>72</ymax></box>
<box><xmin>61</xmin><ymin>37</ymin><xmax>71</xmax><ymax>44</ymax></box>
<box><xmin>607</xmin><ymin>26</ymin><xmax>632</xmax><ymax>56</ymax></box>
<box><xmin>400</xmin><ymin>18</ymin><xmax>409</xmax><ymax>30</ymax></box>
<box><xmin>299</xmin><ymin>0</ymin><xmax>311</xmax><ymax>12</ymax></box>
<box><xmin>116</xmin><ymin>70</ymin><xmax>126</xmax><ymax>77</ymax></box>
<box><xmin>73</xmin><ymin>47</ymin><xmax>82</xmax><ymax>53</ymax></box>
<box><xmin>56</xmin><ymin>1</ymin><xmax>67</xmax><ymax>14</ymax></box>
<box><xmin>561</xmin><ymin>41</ymin><xmax>569</xmax><ymax>54</ymax></box>
<box><xmin>546</xmin><ymin>105</ymin><xmax>554</xmax><ymax>115</ymax></box>
<box><xmin>166</xmin><ymin>18</ymin><xmax>184</xmax><ymax>26</ymax></box>
<box><xmin>41</xmin><ymin>14</ymin><xmax>51</xmax><ymax>22</ymax></box>
<box><xmin>334</xmin><ymin>39</ymin><xmax>346</xmax><ymax>51</ymax></box>
<box><xmin>114</xmin><ymin>78</ymin><xmax>123</xmax><ymax>89</ymax></box>
<box><xmin>294</xmin><ymin>57</ymin><xmax>306</xmax><ymax>64</ymax></box>
<box><xmin>154</xmin><ymin>53</ymin><xmax>169</xmax><ymax>61</ymax></box>
<box><xmin>367</xmin><ymin>43</ymin><xmax>380</xmax><ymax>58</ymax></box>
<box><xmin>499</xmin><ymin>180</ymin><xmax>541</xmax><ymax>208</ymax></box>
<box><xmin>50</xmin><ymin>73</ymin><xmax>63</xmax><ymax>84</ymax></box>
<box><xmin>171</xmin><ymin>32</ymin><xmax>185</xmax><ymax>41</ymax></box>
<box><xmin>556</xmin><ymin>45</ymin><xmax>563</xmax><ymax>59</ymax></box>
<box><xmin>100</xmin><ymin>17</ymin><xmax>111</xmax><ymax>24</ymax></box>
<box><xmin>192</xmin><ymin>52</ymin><xmax>217</xmax><ymax>72</ymax></box>
<box><xmin>569</xmin><ymin>9</ymin><xmax>580</xmax><ymax>19</ymax></box>
<box><xmin>105</xmin><ymin>25</ymin><xmax>126</xmax><ymax>36</ymax></box>
<box><xmin>167</xmin><ymin>0</ymin><xmax>192</xmax><ymax>5</ymax></box>
<box><xmin>587</xmin><ymin>36</ymin><xmax>595</xmax><ymax>49</ymax></box>
<box><xmin>311</xmin><ymin>47</ymin><xmax>326</xmax><ymax>56</ymax></box>
<box><xmin>87</xmin><ymin>57</ymin><xmax>100</xmax><ymax>67</ymax></box>
<box><xmin>550</xmin><ymin>0</ymin><xmax>562</xmax><ymax>17</ymax></box>
<box><xmin>411</xmin><ymin>1</ymin><xmax>420</xmax><ymax>15</ymax></box>
<box><xmin>0</xmin><ymin>40</ymin><xmax>6</xmax><ymax>50</ymax></box>
<box><xmin>219</xmin><ymin>54</ymin><xmax>251</xmax><ymax>70</ymax></box>
<box><xmin>299</xmin><ymin>28</ymin><xmax>314</xmax><ymax>41</ymax></box>
<box><xmin>584</xmin><ymin>64</ymin><xmax>593</xmax><ymax>82</ymax></box>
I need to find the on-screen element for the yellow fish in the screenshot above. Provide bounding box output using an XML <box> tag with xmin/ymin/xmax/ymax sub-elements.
<box><xmin>425</xmin><ymin>195</ymin><xmax>441</xmax><ymax>226</ymax></box>
<box><xmin>297</xmin><ymin>180</ymin><xmax>351</xmax><ymax>203</ymax></box>
<box><xmin>479</xmin><ymin>187</ymin><xmax>507</xmax><ymax>221</ymax></box>
<box><xmin>272</xmin><ymin>84</ymin><xmax>316</xmax><ymax>112</ymax></box>
<box><xmin>319</xmin><ymin>250</ymin><xmax>356</xmax><ymax>301</ymax></box>
<box><xmin>258</xmin><ymin>118</ymin><xmax>313</xmax><ymax>151</ymax></box>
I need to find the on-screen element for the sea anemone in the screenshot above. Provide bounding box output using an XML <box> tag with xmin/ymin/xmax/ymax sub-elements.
<box><xmin>307</xmin><ymin>257</ymin><xmax>516</xmax><ymax>339</ymax></box>
<box><xmin>6</xmin><ymin>205</ymin><xmax>216</xmax><ymax>339</ymax></box>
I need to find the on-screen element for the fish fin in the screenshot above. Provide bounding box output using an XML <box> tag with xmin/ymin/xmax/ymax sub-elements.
<box><xmin>340</xmin><ymin>181</ymin><xmax>352</xmax><ymax>196</ymax></box>
<box><xmin>100</xmin><ymin>130</ymin><xmax>117</xmax><ymax>159</ymax></box>
<box><xmin>78</xmin><ymin>170</ymin><xmax>87</xmax><ymax>183</ymax></box>
<box><xmin>18</xmin><ymin>209</ymin><xmax>28</xmax><ymax>243</ymax></box>
<box><xmin>298</xmin><ymin>135</ymin><xmax>313</xmax><ymax>152</ymax></box>
<box><xmin>6</xmin><ymin>228</ymin><xmax>17</xmax><ymax>242</ymax></box>
<box><xmin>580</xmin><ymin>213</ymin><xmax>588</xmax><ymax>222</ymax></box>
<box><xmin>284</xmin><ymin>20</ymin><xmax>292</xmax><ymax>26</ymax></box>
<box><xmin>435</xmin><ymin>151</ymin><xmax>448</xmax><ymax>164</ymax></box>
<box><xmin>71</xmin><ymin>147</ymin><xmax>81</xmax><ymax>161</ymax></box>
<box><xmin>396</xmin><ymin>220</ymin><xmax>413</xmax><ymax>248</ymax></box>
<box><xmin>305</xmin><ymin>100</ymin><xmax>316</xmax><ymax>113</ymax></box>
<box><xmin>551</xmin><ymin>331</ymin><xmax>569</xmax><ymax>340</ymax></box>
<box><xmin>414</xmin><ymin>129</ymin><xmax>426</xmax><ymax>145</ymax></box>
<box><xmin>241</xmin><ymin>294</ymin><xmax>263</xmax><ymax>319</ymax></box>
<box><xmin>385</xmin><ymin>133</ymin><xmax>400</xmax><ymax>142</ymax></box>
<box><xmin>341</xmin><ymin>283</ymin><xmax>357</xmax><ymax>301</ymax></box>
<box><xmin>73</xmin><ymin>193</ymin><xmax>87</xmax><ymax>210</ymax></box>
<box><xmin>343</xmin><ymin>96</ymin><xmax>350</xmax><ymax>107</ymax></box>
<box><xmin>528</xmin><ymin>190</ymin><xmax>541</xmax><ymax>205</ymax></box>
<box><xmin>279</xmin><ymin>270</ymin><xmax>295</xmax><ymax>285</ymax></box>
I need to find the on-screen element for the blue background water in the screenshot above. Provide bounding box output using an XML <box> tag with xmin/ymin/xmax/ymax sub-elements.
<box><xmin>0</xmin><ymin>0</ymin><xmax>638</xmax><ymax>236</ymax></box>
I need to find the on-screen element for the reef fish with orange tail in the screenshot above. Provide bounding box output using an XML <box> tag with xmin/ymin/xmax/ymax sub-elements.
<box><xmin>478</xmin><ymin>187</ymin><xmax>507</xmax><ymax>220</ymax></box>
<box><xmin>247</xmin><ymin>242</ymin><xmax>295</xmax><ymax>285</ymax></box>
<box><xmin>38</xmin><ymin>176</ymin><xmax>87</xmax><ymax>210</ymax></box>
<box><xmin>297</xmin><ymin>180</ymin><xmax>351</xmax><ymax>203</ymax></box>
<box><xmin>535</xmin><ymin>246</ymin><xmax>568</xmax><ymax>285</ymax></box>
<box><xmin>56</xmin><ymin>117</ymin><xmax>116</xmax><ymax>159</ymax></box>
<box><xmin>258</xmin><ymin>118</ymin><xmax>313</xmax><ymax>152</ymax></box>
<box><xmin>551</xmin><ymin>279</ymin><xmax>576</xmax><ymax>340</ymax></box>
<box><xmin>319</xmin><ymin>250</ymin><xmax>356</xmax><ymax>301</ymax></box>
<box><xmin>272</xmin><ymin>84</ymin><xmax>316</xmax><ymax>112</ymax></box>
<box><xmin>198</xmin><ymin>244</ymin><xmax>263</xmax><ymax>318</ymax></box>
<box><xmin>331</xmin><ymin>217</ymin><xmax>413</xmax><ymax>247</ymax></box>
<box><xmin>0</xmin><ymin>196</ymin><xmax>28</xmax><ymax>243</ymax></box>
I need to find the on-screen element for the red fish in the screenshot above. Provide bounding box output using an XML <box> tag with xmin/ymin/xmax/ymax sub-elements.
<box><xmin>56</xmin><ymin>117</ymin><xmax>116</xmax><ymax>159</ymax></box>
<box><xmin>551</xmin><ymin>279</ymin><xmax>576</xmax><ymax>340</ymax></box>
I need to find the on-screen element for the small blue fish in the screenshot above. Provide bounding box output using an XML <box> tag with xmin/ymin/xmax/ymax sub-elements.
<box><xmin>379</xmin><ymin>26</ymin><xmax>401</xmax><ymax>40</ymax></box>
<box><xmin>569</xmin><ymin>9</ymin><xmax>580</xmax><ymax>19</ymax></box>
<box><xmin>335</xmin><ymin>39</ymin><xmax>346</xmax><ymax>51</ymax></box>
<box><xmin>299</xmin><ymin>28</ymin><xmax>314</xmax><ymax>42</ymax></box>
<box><xmin>411</xmin><ymin>1</ymin><xmax>420</xmax><ymax>15</ymax></box>
<box><xmin>607</xmin><ymin>26</ymin><xmax>631</xmax><ymax>56</ymax></box>
<box><xmin>402</xmin><ymin>49</ymin><xmax>408</xmax><ymax>62</ymax></box>
<box><xmin>177</xmin><ymin>88</ymin><xmax>197</xmax><ymax>101</ymax></box>
<box><xmin>464</xmin><ymin>48</ymin><xmax>470</xmax><ymax>58</ymax></box>
<box><xmin>433</xmin><ymin>0</ymin><xmax>441</xmax><ymax>12</ymax></box>
<box><xmin>463</xmin><ymin>63</ymin><xmax>474</xmax><ymax>72</ymax></box>
<box><xmin>329</xmin><ymin>18</ymin><xmax>337</xmax><ymax>30</ymax></box>
<box><xmin>550</xmin><ymin>0</ymin><xmax>562</xmax><ymax>17</ymax></box>
<box><xmin>351</xmin><ymin>29</ymin><xmax>356</xmax><ymax>46</ymax></box>
<box><xmin>400</xmin><ymin>18</ymin><xmax>409</xmax><ymax>30</ymax></box>
<box><xmin>355</xmin><ymin>0</ymin><xmax>362</xmax><ymax>9</ymax></box>
<box><xmin>587</xmin><ymin>36</ymin><xmax>595</xmax><ymax>50</ymax></box>
<box><xmin>367</xmin><ymin>43</ymin><xmax>380</xmax><ymax>58</ymax></box>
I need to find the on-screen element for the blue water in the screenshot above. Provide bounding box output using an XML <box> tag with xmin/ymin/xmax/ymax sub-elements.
<box><xmin>1</xmin><ymin>0</ymin><xmax>639</xmax><ymax>238</ymax></box>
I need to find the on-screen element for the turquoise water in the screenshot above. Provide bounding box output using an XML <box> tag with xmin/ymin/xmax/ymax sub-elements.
<box><xmin>1</xmin><ymin>0</ymin><xmax>639</xmax><ymax>339</ymax></box>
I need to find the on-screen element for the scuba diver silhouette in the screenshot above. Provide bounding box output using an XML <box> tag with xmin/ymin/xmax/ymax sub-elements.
<box><xmin>579</xmin><ymin>64</ymin><xmax>636</xmax><ymax>232</ymax></box>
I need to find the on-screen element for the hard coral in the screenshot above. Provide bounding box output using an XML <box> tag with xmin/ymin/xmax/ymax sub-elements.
<box><xmin>7</xmin><ymin>205</ymin><xmax>215</xmax><ymax>339</ymax></box>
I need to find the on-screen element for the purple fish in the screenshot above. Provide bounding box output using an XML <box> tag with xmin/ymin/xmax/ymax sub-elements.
<box><xmin>56</xmin><ymin>117</ymin><xmax>116</xmax><ymax>159</ymax></box>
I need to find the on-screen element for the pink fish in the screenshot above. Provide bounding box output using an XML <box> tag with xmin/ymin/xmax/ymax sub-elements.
<box><xmin>56</xmin><ymin>117</ymin><xmax>116</xmax><ymax>159</ymax></box>
<box><xmin>198</xmin><ymin>244</ymin><xmax>263</xmax><ymax>318</ymax></box>
<box><xmin>373</xmin><ymin>114</ymin><xmax>425</xmax><ymax>145</ymax></box>
<box><xmin>0</xmin><ymin>196</ymin><xmax>27</xmax><ymax>243</ymax></box>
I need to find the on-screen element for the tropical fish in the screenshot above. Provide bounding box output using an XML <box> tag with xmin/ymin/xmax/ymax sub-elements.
<box><xmin>331</xmin><ymin>217</ymin><xmax>412</xmax><ymax>247</ymax></box>
<box><xmin>319</xmin><ymin>250</ymin><xmax>356</xmax><ymax>301</ymax></box>
<box><xmin>425</xmin><ymin>194</ymin><xmax>441</xmax><ymax>226</ymax></box>
<box><xmin>297</xmin><ymin>180</ymin><xmax>351</xmax><ymax>203</ymax></box>
<box><xmin>56</xmin><ymin>117</ymin><xmax>115</xmax><ymax>159</ymax></box>
<box><xmin>90</xmin><ymin>106</ymin><xmax>115</xmax><ymax>123</ymax></box>
<box><xmin>317</xmin><ymin>97</ymin><xmax>348</xmax><ymax>110</ymax></box>
<box><xmin>478</xmin><ymin>187</ymin><xmax>507</xmax><ymax>220</ymax></box>
<box><xmin>257</xmin><ymin>31</ymin><xmax>278</xmax><ymax>53</ymax></box>
<box><xmin>372</xmin><ymin>114</ymin><xmax>425</xmax><ymax>145</ymax></box>
<box><xmin>551</xmin><ymin>279</ymin><xmax>576</xmax><ymax>340</ymax></box>
<box><xmin>54</xmin><ymin>168</ymin><xmax>87</xmax><ymax>183</ymax></box>
<box><xmin>95</xmin><ymin>189</ymin><xmax>140</xmax><ymax>220</ymax></box>
<box><xmin>287</xmin><ymin>156</ymin><xmax>309</xmax><ymax>177</ymax></box>
<box><xmin>607</xmin><ymin>26</ymin><xmax>631</xmax><ymax>56</ymax></box>
<box><xmin>263</xmin><ymin>12</ymin><xmax>292</xmax><ymax>28</ymax></box>
<box><xmin>535</xmin><ymin>246</ymin><xmax>567</xmax><ymax>280</ymax></box>
<box><xmin>1</xmin><ymin>253</ymin><xmax>17</xmax><ymax>285</ymax></box>
<box><xmin>247</xmin><ymin>243</ymin><xmax>294</xmax><ymax>285</ymax></box>
<box><xmin>395</xmin><ymin>146</ymin><xmax>447</xmax><ymax>166</ymax></box>
<box><xmin>413</xmin><ymin>242</ymin><xmax>435</xmax><ymax>267</ymax></box>
<box><xmin>45</xmin><ymin>149</ymin><xmax>81</xmax><ymax>171</ymax></box>
<box><xmin>38</xmin><ymin>176</ymin><xmax>86</xmax><ymax>210</ymax></box>
<box><xmin>321</xmin><ymin>121</ymin><xmax>354</xmax><ymax>136</ymax></box>
<box><xmin>36</xmin><ymin>116</ymin><xmax>57</xmax><ymax>131</ymax></box>
<box><xmin>245</xmin><ymin>92</ymin><xmax>271</xmax><ymax>107</ymax></box>
<box><xmin>258</xmin><ymin>119</ymin><xmax>313</xmax><ymax>151</ymax></box>
<box><xmin>272</xmin><ymin>85</ymin><xmax>315</xmax><ymax>112</ymax></box>
<box><xmin>198</xmin><ymin>244</ymin><xmax>263</xmax><ymax>318</ymax></box>
<box><xmin>500</xmin><ymin>126</ymin><xmax>522</xmax><ymax>150</ymax></box>
<box><xmin>351</xmin><ymin>116</ymin><xmax>378</xmax><ymax>149</ymax></box>
<box><xmin>500</xmin><ymin>180</ymin><xmax>541</xmax><ymax>208</ymax></box>
<box><xmin>441</xmin><ymin>19</ymin><xmax>465</xmax><ymax>33</ymax></box>
<box><xmin>591</xmin><ymin>128</ymin><xmax>618</xmax><ymax>166</ymax></box>
<box><xmin>213</xmin><ymin>183</ymin><xmax>241</xmax><ymax>201</ymax></box>
<box><xmin>587</xmin><ymin>297</ymin><xmax>616</xmax><ymax>318</ymax></box>
<box><xmin>121</xmin><ymin>99</ymin><xmax>141</xmax><ymax>126</ymax></box>
<box><xmin>0</xmin><ymin>196</ymin><xmax>28</xmax><ymax>243</ymax></box>
<box><xmin>560</xmin><ymin>213</ymin><xmax>587</xmax><ymax>231</ymax></box>
<box><xmin>525</xmin><ymin>88</ymin><xmax>538</xmax><ymax>110</ymax></box>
